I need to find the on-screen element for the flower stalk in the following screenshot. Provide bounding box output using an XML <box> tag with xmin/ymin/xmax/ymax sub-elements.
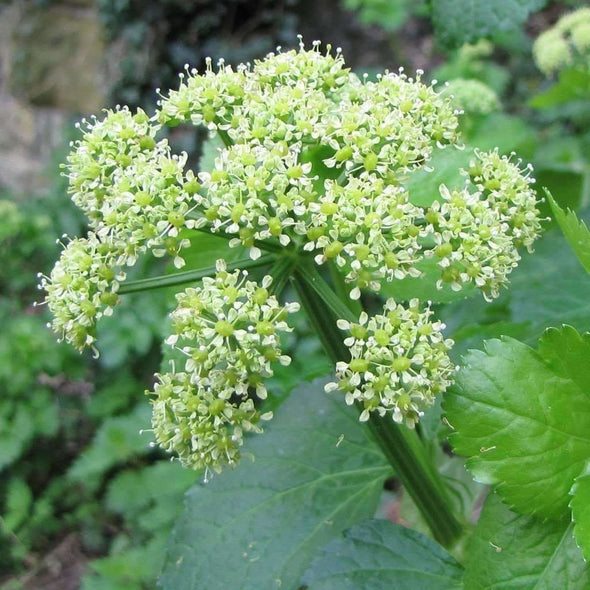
<box><xmin>118</xmin><ymin>254</ymin><xmax>274</xmax><ymax>294</ymax></box>
<box><xmin>293</xmin><ymin>264</ymin><xmax>463</xmax><ymax>548</ymax></box>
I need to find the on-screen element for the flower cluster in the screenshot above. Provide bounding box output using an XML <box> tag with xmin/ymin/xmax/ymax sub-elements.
<box><xmin>148</xmin><ymin>260</ymin><xmax>299</xmax><ymax>471</ymax></box>
<box><xmin>533</xmin><ymin>8</ymin><xmax>590</xmax><ymax>76</ymax></box>
<box><xmin>326</xmin><ymin>299</ymin><xmax>454</xmax><ymax>426</ymax></box>
<box><xmin>39</xmin><ymin>233</ymin><xmax>125</xmax><ymax>351</ymax></box>
<box><xmin>425</xmin><ymin>149</ymin><xmax>541</xmax><ymax>299</ymax></box>
<box><xmin>157</xmin><ymin>40</ymin><xmax>460</xmax><ymax>294</ymax></box>
<box><xmin>42</xmin><ymin>40</ymin><xmax>544</xmax><ymax>472</ymax></box>
<box><xmin>150</xmin><ymin>372</ymin><xmax>267</xmax><ymax>475</ymax></box>
<box><xmin>65</xmin><ymin>106</ymin><xmax>196</xmax><ymax>267</ymax></box>
<box><xmin>442</xmin><ymin>78</ymin><xmax>500</xmax><ymax>115</ymax></box>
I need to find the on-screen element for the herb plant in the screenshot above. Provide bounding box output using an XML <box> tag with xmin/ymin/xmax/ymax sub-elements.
<box><xmin>37</xmin><ymin>33</ymin><xmax>590</xmax><ymax>589</ymax></box>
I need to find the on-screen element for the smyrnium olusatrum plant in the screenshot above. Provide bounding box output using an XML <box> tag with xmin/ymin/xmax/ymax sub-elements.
<box><xmin>40</xmin><ymin>39</ymin><xmax>541</xmax><ymax>547</ymax></box>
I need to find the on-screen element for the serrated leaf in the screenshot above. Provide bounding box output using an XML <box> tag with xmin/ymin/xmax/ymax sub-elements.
<box><xmin>570</xmin><ymin>463</ymin><xmax>590</xmax><ymax>562</ymax></box>
<box><xmin>432</xmin><ymin>0</ymin><xmax>546</xmax><ymax>47</ymax></box>
<box><xmin>444</xmin><ymin>327</ymin><xmax>590</xmax><ymax>519</ymax></box>
<box><xmin>301</xmin><ymin>519</ymin><xmax>463</xmax><ymax>589</ymax></box>
<box><xmin>464</xmin><ymin>492</ymin><xmax>589</xmax><ymax>589</ymax></box>
<box><xmin>449</xmin><ymin>321</ymin><xmax>531</xmax><ymax>362</ymax></box>
<box><xmin>160</xmin><ymin>379</ymin><xmax>390</xmax><ymax>590</ymax></box>
<box><xmin>547</xmin><ymin>190</ymin><xmax>590</xmax><ymax>274</ymax></box>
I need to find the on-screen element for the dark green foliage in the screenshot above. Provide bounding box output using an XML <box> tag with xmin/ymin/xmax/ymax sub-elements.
<box><xmin>432</xmin><ymin>0</ymin><xmax>547</xmax><ymax>48</ymax></box>
<box><xmin>97</xmin><ymin>0</ymin><xmax>300</xmax><ymax>108</ymax></box>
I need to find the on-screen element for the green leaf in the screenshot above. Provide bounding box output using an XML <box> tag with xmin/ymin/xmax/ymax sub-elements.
<box><xmin>345</xmin><ymin>0</ymin><xmax>412</xmax><ymax>32</ymax></box>
<box><xmin>405</xmin><ymin>147</ymin><xmax>473</xmax><ymax>207</ymax></box>
<box><xmin>160</xmin><ymin>379</ymin><xmax>390</xmax><ymax>590</ymax></box>
<box><xmin>177</xmin><ymin>230</ymin><xmax>246</xmax><ymax>275</ymax></box>
<box><xmin>381</xmin><ymin>257</ymin><xmax>476</xmax><ymax>304</ymax></box>
<box><xmin>301</xmin><ymin>519</ymin><xmax>463</xmax><ymax>589</ymax></box>
<box><xmin>444</xmin><ymin>327</ymin><xmax>590</xmax><ymax>520</ymax></box>
<box><xmin>509</xmin><ymin>231</ymin><xmax>590</xmax><ymax>337</ymax></box>
<box><xmin>570</xmin><ymin>463</ymin><xmax>590</xmax><ymax>562</ymax></box>
<box><xmin>547</xmin><ymin>190</ymin><xmax>590</xmax><ymax>274</ymax></box>
<box><xmin>432</xmin><ymin>0</ymin><xmax>546</xmax><ymax>48</ymax></box>
<box><xmin>449</xmin><ymin>321</ymin><xmax>531</xmax><ymax>362</ymax></box>
<box><xmin>199</xmin><ymin>135</ymin><xmax>224</xmax><ymax>173</ymax></box>
<box><xmin>84</xmin><ymin>535</ymin><xmax>167</xmax><ymax>589</ymax></box>
<box><xmin>464</xmin><ymin>492</ymin><xmax>589</xmax><ymax>589</ymax></box>
<box><xmin>468</xmin><ymin>113</ymin><xmax>536</xmax><ymax>157</ymax></box>
<box><xmin>106</xmin><ymin>462</ymin><xmax>197</xmax><ymax>528</ymax></box>
<box><xmin>535</xmin><ymin>169</ymin><xmax>585</xmax><ymax>218</ymax></box>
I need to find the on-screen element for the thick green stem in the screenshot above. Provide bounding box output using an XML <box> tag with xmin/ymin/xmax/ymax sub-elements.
<box><xmin>293</xmin><ymin>265</ymin><xmax>463</xmax><ymax>548</ymax></box>
<box><xmin>267</xmin><ymin>256</ymin><xmax>296</xmax><ymax>297</ymax></box>
<box><xmin>365</xmin><ymin>415</ymin><xmax>462</xmax><ymax>547</ymax></box>
<box><xmin>119</xmin><ymin>255</ymin><xmax>274</xmax><ymax>294</ymax></box>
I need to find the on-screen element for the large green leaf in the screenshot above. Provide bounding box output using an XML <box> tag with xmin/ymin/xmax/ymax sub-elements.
<box><xmin>464</xmin><ymin>492</ymin><xmax>589</xmax><ymax>589</ymax></box>
<box><xmin>444</xmin><ymin>327</ymin><xmax>590</xmax><ymax>520</ymax></box>
<box><xmin>570</xmin><ymin>463</ymin><xmax>590</xmax><ymax>562</ymax></box>
<box><xmin>547</xmin><ymin>191</ymin><xmax>590</xmax><ymax>274</ymax></box>
<box><xmin>159</xmin><ymin>379</ymin><xmax>390</xmax><ymax>590</ymax></box>
<box><xmin>301</xmin><ymin>519</ymin><xmax>463</xmax><ymax>589</ymax></box>
<box><xmin>468</xmin><ymin>113</ymin><xmax>536</xmax><ymax>157</ymax></box>
<box><xmin>432</xmin><ymin>0</ymin><xmax>546</xmax><ymax>47</ymax></box>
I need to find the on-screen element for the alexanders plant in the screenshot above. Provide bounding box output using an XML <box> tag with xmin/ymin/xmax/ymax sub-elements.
<box><xmin>40</xmin><ymin>39</ymin><xmax>549</xmax><ymax>586</ymax></box>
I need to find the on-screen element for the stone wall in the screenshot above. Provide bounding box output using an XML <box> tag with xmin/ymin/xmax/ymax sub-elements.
<box><xmin>0</xmin><ymin>0</ymin><xmax>106</xmax><ymax>195</ymax></box>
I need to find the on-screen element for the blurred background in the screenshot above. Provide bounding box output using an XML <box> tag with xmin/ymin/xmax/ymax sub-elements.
<box><xmin>1</xmin><ymin>1</ymin><xmax>588</xmax><ymax>588</ymax></box>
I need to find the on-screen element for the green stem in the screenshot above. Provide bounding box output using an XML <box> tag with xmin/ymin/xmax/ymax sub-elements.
<box><xmin>216</xmin><ymin>128</ymin><xmax>233</xmax><ymax>148</ymax></box>
<box><xmin>365</xmin><ymin>415</ymin><xmax>462</xmax><ymax>547</ymax></box>
<box><xmin>292</xmin><ymin>267</ymin><xmax>349</xmax><ymax>360</ymax></box>
<box><xmin>268</xmin><ymin>256</ymin><xmax>296</xmax><ymax>298</ymax></box>
<box><xmin>328</xmin><ymin>261</ymin><xmax>363</xmax><ymax>317</ymax></box>
<box><xmin>293</xmin><ymin>265</ymin><xmax>463</xmax><ymax>548</ymax></box>
<box><xmin>295</xmin><ymin>259</ymin><xmax>356</xmax><ymax>322</ymax></box>
<box><xmin>118</xmin><ymin>255</ymin><xmax>274</xmax><ymax>294</ymax></box>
